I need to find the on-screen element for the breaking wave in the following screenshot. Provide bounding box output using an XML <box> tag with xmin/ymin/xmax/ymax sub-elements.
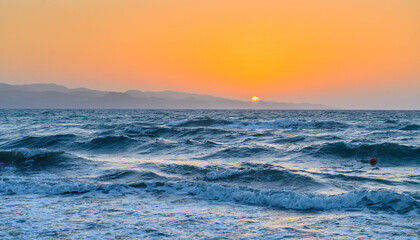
<box><xmin>183</xmin><ymin>183</ymin><xmax>418</xmax><ymax>213</ymax></box>
<box><xmin>0</xmin><ymin>179</ymin><xmax>417</xmax><ymax>213</ymax></box>
<box><xmin>0</xmin><ymin>149</ymin><xmax>82</xmax><ymax>170</ymax></box>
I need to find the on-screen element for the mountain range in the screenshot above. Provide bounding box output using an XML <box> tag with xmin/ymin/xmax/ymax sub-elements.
<box><xmin>0</xmin><ymin>83</ymin><xmax>334</xmax><ymax>109</ymax></box>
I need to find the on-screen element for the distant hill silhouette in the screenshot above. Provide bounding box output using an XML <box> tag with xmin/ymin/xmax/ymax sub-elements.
<box><xmin>0</xmin><ymin>83</ymin><xmax>335</xmax><ymax>109</ymax></box>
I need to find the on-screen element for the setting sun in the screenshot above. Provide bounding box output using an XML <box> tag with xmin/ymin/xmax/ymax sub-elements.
<box><xmin>251</xmin><ymin>96</ymin><xmax>260</xmax><ymax>102</ymax></box>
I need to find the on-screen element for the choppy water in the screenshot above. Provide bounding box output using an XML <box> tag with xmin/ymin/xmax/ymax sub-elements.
<box><xmin>0</xmin><ymin>110</ymin><xmax>419</xmax><ymax>239</ymax></box>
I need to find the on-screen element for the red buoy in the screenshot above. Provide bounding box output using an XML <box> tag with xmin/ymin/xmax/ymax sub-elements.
<box><xmin>370</xmin><ymin>157</ymin><xmax>376</xmax><ymax>165</ymax></box>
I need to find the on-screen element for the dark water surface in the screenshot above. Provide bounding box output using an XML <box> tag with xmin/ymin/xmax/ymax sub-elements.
<box><xmin>0</xmin><ymin>110</ymin><xmax>419</xmax><ymax>239</ymax></box>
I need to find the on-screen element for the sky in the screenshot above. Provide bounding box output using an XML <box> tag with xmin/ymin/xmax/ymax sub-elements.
<box><xmin>0</xmin><ymin>0</ymin><xmax>419</xmax><ymax>109</ymax></box>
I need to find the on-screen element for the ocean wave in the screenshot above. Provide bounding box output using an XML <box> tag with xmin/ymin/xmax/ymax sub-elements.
<box><xmin>183</xmin><ymin>183</ymin><xmax>418</xmax><ymax>213</ymax></box>
<box><xmin>271</xmin><ymin>136</ymin><xmax>306</xmax><ymax>144</ymax></box>
<box><xmin>384</xmin><ymin>119</ymin><xmax>399</xmax><ymax>124</ymax></box>
<box><xmin>199</xmin><ymin>146</ymin><xmax>274</xmax><ymax>159</ymax></box>
<box><xmin>0</xmin><ymin>179</ymin><xmax>417</xmax><ymax>213</ymax></box>
<box><xmin>152</xmin><ymin>163</ymin><xmax>212</xmax><ymax>177</ymax></box>
<box><xmin>169</xmin><ymin>118</ymin><xmax>348</xmax><ymax>130</ymax></box>
<box><xmin>98</xmin><ymin>169</ymin><xmax>168</xmax><ymax>181</ymax></box>
<box><xmin>318</xmin><ymin>173</ymin><xmax>404</xmax><ymax>185</ymax></box>
<box><xmin>138</xmin><ymin>139</ymin><xmax>181</xmax><ymax>155</ymax></box>
<box><xmin>124</xmin><ymin>126</ymin><xmax>161</xmax><ymax>136</ymax></box>
<box><xmin>400</xmin><ymin>124</ymin><xmax>420</xmax><ymax>131</ymax></box>
<box><xmin>205</xmin><ymin>169</ymin><xmax>318</xmax><ymax>186</ymax></box>
<box><xmin>205</xmin><ymin>169</ymin><xmax>252</xmax><ymax>180</ymax></box>
<box><xmin>124</xmin><ymin>125</ymin><xmax>228</xmax><ymax>139</ymax></box>
<box><xmin>0</xmin><ymin>148</ymin><xmax>80</xmax><ymax>170</ymax></box>
<box><xmin>309</xmin><ymin>142</ymin><xmax>420</xmax><ymax>162</ymax></box>
<box><xmin>83</xmin><ymin>135</ymin><xmax>138</xmax><ymax>152</ymax></box>
<box><xmin>3</xmin><ymin>134</ymin><xmax>77</xmax><ymax>148</ymax></box>
<box><xmin>0</xmin><ymin>179</ymin><xmax>133</xmax><ymax>195</ymax></box>
<box><xmin>169</xmin><ymin>118</ymin><xmax>230</xmax><ymax>127</ymax></box>
<box><xmin>144</xmin><ymin>163</ymin><xmax>318</xmax><ymax>187</ymax></box>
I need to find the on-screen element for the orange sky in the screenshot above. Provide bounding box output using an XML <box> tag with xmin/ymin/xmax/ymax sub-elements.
<box><xmin>1</xmin><ymin>0</ymin><xmax>419</xmax><ymax>109</ymax></box>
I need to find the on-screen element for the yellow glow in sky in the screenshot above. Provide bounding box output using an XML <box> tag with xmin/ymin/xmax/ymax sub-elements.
<box><xmin>0</xmin><ymin>0</ymin><xmax>419</xmax><ymax>109</ymax></box>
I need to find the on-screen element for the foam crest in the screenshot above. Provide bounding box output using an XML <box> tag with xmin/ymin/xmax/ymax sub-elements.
<box><xmin>1</xmin><ymin>179</ymin><xmax>416</xmax><ymax>213</ymax></box>
<box><xmin>182</xmin><ymin>183</ymin><xmax>418</xmax><ymax>213</ymax></box>
<box><xmin>0</xmin><ymin>179</ymin><xmax>133</xmax><ymax>195</ymax></box>
<box><xmin>0</xmin><ymin>148</ymin><xmax>74</xmax><ymax>169</ymax></box>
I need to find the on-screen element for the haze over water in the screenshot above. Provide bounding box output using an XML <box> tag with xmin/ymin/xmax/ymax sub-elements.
<box><xmin>0</xmin><ymin>109</ymin><xmax>419</xmax><ymax>239</ymax></box>
<box><xmin>1</xmin><ymin>1</ymin><xmax>419</xmax><ymax>109</ymax></box>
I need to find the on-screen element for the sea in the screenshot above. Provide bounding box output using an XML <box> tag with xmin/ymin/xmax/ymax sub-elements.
<box><xmin>0</xmin><ymin>109</ymin><xmax>419</xmax><ymax>239</ymax></box>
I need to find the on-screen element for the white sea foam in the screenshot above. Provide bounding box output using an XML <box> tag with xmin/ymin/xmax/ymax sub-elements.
<box><xmin>1</xmin><ymin>179</ymin><xmax>416</xmax><ymax>213</ymax></box>
<box><xmin>11</xmin><ymin>148</ymin><xmax>58</xmax><ymax>159</ymax></box>
<box><xmin>168</xmin><ymin>119</ymin><xmax>190</xmax><ymax>127</ymax></box>
<box><xmin>0</xmin><ymin>179</ymin><xmax>133</xmax><ymax>195</ymax></box>
<box><xmin>178</xmin><ymin>182</ymin><xmax>417</xmax><ymax>213</ymax></box>
<box><xmin>124</xmin><ymin>126</ymin><xmax>145</xmax><ymax>134</ymax></box>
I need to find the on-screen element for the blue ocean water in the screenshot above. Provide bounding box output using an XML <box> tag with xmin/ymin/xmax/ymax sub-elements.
<box><xmin>0</xmin><ymin>109</ymin><xmax>419</xmax><ymax>239</ymax></box>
